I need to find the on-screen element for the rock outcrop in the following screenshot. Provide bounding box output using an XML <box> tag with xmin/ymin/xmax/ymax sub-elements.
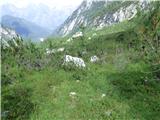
<box><xmin>56</xmin><ymin>0</ymin><xmax>151</xmax><ymax>36</ymax></box>
<box><xmin>63</xmin><ymin>55</ymin><xmax>86</xmax><ymax>68</ymax></box>
<box><xmin>0</xmin><ymin>26</ymin><xmax>22</xmax><ymax>49</ymax></box>
<box><xmin>72</xmin><ymin>31</ymin><xmax>83</xmax><ymax>38</ymax></box>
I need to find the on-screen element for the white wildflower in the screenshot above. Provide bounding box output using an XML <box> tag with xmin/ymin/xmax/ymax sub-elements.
<box><xmin>101</xmin><ymin>93</ymin><xmax>106</xmax><ymax>98</ymax></box>
<box><xmin>69</xmin><ymin>92</ymin><xmax>77</xmax><ymax>97</ymax></box>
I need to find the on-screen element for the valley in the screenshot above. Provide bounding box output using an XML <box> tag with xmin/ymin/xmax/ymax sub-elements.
<box><xmin>1</xmin><ymin>0</ymin><xmax>160</xmax><ymax>120</ymax></box>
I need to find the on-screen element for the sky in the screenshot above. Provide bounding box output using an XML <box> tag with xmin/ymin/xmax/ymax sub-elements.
<box><xmin>0</xmin><ymin>0</ymin><xmax>83</xmax><ymax>9</ymax></box>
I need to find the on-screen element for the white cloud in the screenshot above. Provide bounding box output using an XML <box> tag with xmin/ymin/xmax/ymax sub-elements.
<box><xmin>0</xmin><ymin>0</ymin><xmax>83</xmax><ymax>9</ymax></box>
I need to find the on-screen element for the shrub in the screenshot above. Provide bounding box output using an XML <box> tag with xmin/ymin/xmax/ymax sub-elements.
<box><xmin>1</xmin><ymin>85</ymin><xmax>35</xmax><ymax>120</ymax></box>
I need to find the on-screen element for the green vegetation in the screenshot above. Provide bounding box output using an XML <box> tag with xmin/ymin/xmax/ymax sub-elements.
<box><xmin>1</xmin><ymin>2</ymin><xmax>160</xmax><ymax>120</ymax></box>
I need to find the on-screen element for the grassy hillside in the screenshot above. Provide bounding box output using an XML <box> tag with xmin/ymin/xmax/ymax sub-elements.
<box><xmin>1</xmin><ymin>2</ymin><xmax>160</xmax><ymax>120</ymax></box>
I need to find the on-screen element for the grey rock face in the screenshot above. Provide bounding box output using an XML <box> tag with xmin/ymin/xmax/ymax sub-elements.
<box><xmin>57</xmin><ymin>0</ymin><xmax>150</xmax><ymax>36</ymax></box>
<box><xmin>0</xmin><ymin>26</ymin><xmax>22</xmax><ymax>49</ymax></box>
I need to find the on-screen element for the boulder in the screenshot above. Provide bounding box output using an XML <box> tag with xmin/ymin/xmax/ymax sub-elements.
<box><xmin>72</xmin><ymin>31</ymin><xmax>83</xmax><ymax>38</ymax></box>
<box><xmin>90</xmin><ymin>55</ymin><xmax>99</xmax><ymax>63</ymax></box>
<box><xmin>57</xmin><ymin>47</ymin><xmax>65</xmax><ymax>52</ymax></box>
<box><xmin>66</xmin><ymin>38</ymin><xmax>73</xmax><ymax>42</ymax></box>
<box><xmin>92</xmin><ymin>33</ymin><xmax>97</xmax><ymax>37</ymax></box>
<box><xmin>46</xmin><ymin>48</ymin><xmax>56</xmax><ymax>54</ymax></box>
<box><xmin>63</xmin><ymin>55</ymin><xmax>86</xmax><ymax>68</ymax></box>
<box><xmin>88</xmin><ymin>37</ymin><xmax>91</xmax><ymax>40</ymax></box>
<box><xmin>46</xmin><ymin>47</ymin><xmax>65</xmax><ymax>54</ymax></box>
<box><xmin>101</xmin><ymin>93</ymin><xmax>106</xmax><ymax>98</ymax></box>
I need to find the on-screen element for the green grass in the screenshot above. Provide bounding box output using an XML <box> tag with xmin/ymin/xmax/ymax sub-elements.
<box><xmin>2</xmin><ymin>38</ymin><xmax>160</xmax><ymax>120</ymax></box>
<box><xmin>5</xmin><ymin>60</ymin><xmax>159</xmax><ymax>120</ymax></box>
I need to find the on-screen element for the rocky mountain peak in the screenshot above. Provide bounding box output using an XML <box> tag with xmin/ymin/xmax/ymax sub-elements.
<box><xmin>56</xmin><ymin>0</ymin><xmax>151</xmax><ymax>36</ymax></box>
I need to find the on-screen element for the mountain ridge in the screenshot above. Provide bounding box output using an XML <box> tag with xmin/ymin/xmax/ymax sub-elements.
<box><xmin>56</xmin><ymin>0</ymin><xmax>150</xmax><ymax>36</ymax></box>
<box><xmin>1</xmin><ymin>15</ymin><xmax>51</xmax><ymax>41</ymax></box>
<box><xmin>0</xmin><ymin>3</ymin><xmax>78</xmax><ymax>30</ymax></box>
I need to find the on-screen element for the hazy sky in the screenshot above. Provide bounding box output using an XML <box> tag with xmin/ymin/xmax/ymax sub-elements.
<box><xmin>0</xmin><ymin>0</ymin><xmax>83</xmax><ymax>9</ymax></box>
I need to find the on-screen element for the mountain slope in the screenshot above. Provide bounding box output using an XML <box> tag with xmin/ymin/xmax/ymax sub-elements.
<box><xmin>56</xmin><ymin>0</ymin><xmax>150</xmax><ymax>36</ymax></box>
<box><xmin>0</xmin><ymin>26</ymin><xmax>22</xmax><ymax>49</ymax></box>
<box><xmin>1</xmin><ymin>15</ymin><xmax>51</xmax><ymax>41</ymax></box>
<box><xmin>1</xmin><ymin>1</ymin><xmax>160</xmax><ymax>120</ymax></box>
